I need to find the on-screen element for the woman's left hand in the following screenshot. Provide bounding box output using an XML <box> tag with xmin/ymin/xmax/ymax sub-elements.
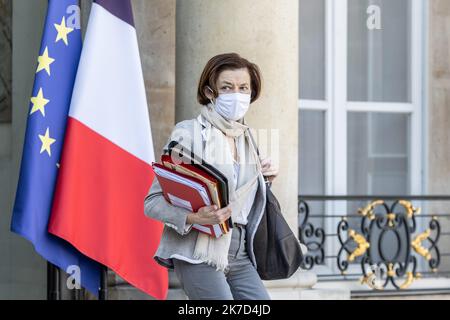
<box><xmin>260</xmin><ymin>157</ymin><xmax>278</xmax><ymax>183</ymax></box>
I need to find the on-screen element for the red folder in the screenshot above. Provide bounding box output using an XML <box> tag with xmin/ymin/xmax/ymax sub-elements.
<box><xmin>160</xmin><ymin>155</ymin><xmax>229</xmax><ymax>233</ymax></box>
<box><xmin>152</xmin><ymin>162</ymin><xmax>222</xmax><ymax>237</ymax></box>
<box><xmin>161</xmin><ymin>154</ymin><xmax>218</xmax><ymax>184</ymax></box>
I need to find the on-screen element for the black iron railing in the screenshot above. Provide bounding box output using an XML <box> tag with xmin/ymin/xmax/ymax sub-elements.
<box><xmin>298</xmin><ymin>195</ymin><xmax>450</xmax><ymax>295</ymax></box>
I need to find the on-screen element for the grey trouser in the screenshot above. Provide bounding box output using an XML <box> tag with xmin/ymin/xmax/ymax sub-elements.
<box><xmin>173</xmin><ymin>224</ymin><xmax>271</xmax><ymax>300</ymax></box>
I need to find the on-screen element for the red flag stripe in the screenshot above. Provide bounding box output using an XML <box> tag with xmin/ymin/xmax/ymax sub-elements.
<box><xmin>49</xmin><ymin>117</ymin><xmax>168</xmax><ymax>299</ymax></box>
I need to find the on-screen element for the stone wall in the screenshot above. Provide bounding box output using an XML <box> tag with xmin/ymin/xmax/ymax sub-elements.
<box><xmin>0</xmin><ymin>0</ymin><xmax>11</xmax><ymax>123</ymax></box>
<box><xmin>428</xmin><ymin>0</ymin><xmax>450</xmax><ymax>272</ymax></box>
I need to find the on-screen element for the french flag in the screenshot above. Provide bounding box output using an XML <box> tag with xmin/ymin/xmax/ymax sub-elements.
<box><xmin>48</xmin><ymin>0</ymin><xmax>168</xmax><ymax>299</ymax></box>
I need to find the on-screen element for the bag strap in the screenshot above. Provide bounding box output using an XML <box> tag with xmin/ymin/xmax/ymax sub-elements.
<box><xmin>246</xmin><ymin>128</ymin><xmax>259</xmax><ymax>157</ymax></box>
<box><xmin>247</xmin><ymin>129</ymin><xmax>272</xmax><ymax>187</ymax></box>
<box><xmin>193</xmin><ymin>115</ymin><xmax>206</xmax><ymax>158</ymax></box>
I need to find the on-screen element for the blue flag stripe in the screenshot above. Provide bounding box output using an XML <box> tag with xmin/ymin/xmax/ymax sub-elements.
<box><xmin>11</xmin><ymin>0</ymin><xmax>101</xmax><ymax>295</ymax></box>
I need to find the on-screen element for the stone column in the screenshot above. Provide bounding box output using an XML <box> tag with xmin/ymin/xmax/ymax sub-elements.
<box><xmin>428</xmin><ymin>1</ymin><xmax>450</xmax><ymax>194</ymax></box>
<box><xmin>176</xmin><ymin>0</ymin><xmax>299</xmax><ymax>235</ymax></box>
<box><xmin>175</xmin><ymin>0</ymin><xmax>323</xmax><ymax>299</ymax></box>
<box><xmin>133</xmin><ymin>0</ymin><xmax>177</xmax><ymax>157</ymax></box>
<box><xmin>428</xmin><ymin>0</ymin><xmax>450</xmax><ymax>272</ymax></box>
<box><xmin>99</xmin><ymin>0</ymin><xmax>178</xmax><ymax>299</ymax></box>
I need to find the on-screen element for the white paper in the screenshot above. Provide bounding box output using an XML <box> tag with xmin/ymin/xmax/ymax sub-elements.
<box><xmin>167</xmin><ymin>193</ymin><xmax>193</xmax><ymax>211</ymax></box>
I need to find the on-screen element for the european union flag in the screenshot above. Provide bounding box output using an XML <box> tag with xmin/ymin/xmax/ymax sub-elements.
<box><xmin>11</xmin><ymin>0</ymin><xmax>100</xmax><ymax>295</ymax></box>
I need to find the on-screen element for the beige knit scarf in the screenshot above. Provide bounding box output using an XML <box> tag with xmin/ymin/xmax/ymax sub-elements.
<box><xmin>191</xmin><ymin>104</ymin><xmax>261</xmax><ymax>272</ymax></box>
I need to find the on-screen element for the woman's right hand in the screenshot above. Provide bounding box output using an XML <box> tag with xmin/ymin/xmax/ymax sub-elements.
<box><xmin>186</xmin><ymin>205</ymin><xmax>232</xmax><ymax>225</ymax></box>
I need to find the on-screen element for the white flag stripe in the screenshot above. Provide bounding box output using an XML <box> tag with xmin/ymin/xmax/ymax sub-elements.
<box><xmin>69</xmin><ymin>3</ymin><xmax>154</xmax><ymax>164</ymax></box>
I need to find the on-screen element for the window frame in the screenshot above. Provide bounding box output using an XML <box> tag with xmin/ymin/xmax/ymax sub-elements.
<box><xmin>299</xmin><ymin>0</ymin><xmax>426</xmax><ymax>281</ymax></box>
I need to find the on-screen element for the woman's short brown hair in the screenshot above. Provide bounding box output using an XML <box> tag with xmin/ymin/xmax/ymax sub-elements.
<box><xmin>197</xmin><ymin>53</ymin><xmax>262</xmax><ymax>106</ymax></box>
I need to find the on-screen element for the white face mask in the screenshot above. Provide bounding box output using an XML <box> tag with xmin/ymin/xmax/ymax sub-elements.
<box><xmin>211</xmin><ymin>92</ymin><xmax>251</xmax><ymax>121</ymax></box>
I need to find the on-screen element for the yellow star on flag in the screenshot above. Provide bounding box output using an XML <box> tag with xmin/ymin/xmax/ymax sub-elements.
<box><xmin>36</xmin><ymin>47</ymin><xmax>55</xmax><ymax>76</ymax></box>
<box><xmin>54</xmin><ymin>16</ymin><xmax>73</xmax><ymax>46</ymax></box>
<box><xmin>38</xmin><ymin>127</ymin><xmax>56</xmax><ymax>157</ymax></box>
<box><xmin>30</xmin><ymin>88</ymin><xmax>50</xmax><ymax>116</ymax></box>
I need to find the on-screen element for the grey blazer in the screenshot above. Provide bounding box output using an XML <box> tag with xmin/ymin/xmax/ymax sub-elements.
<box><xmin>143</xmin><ymin>115</ymin><xmax>267</xmax><ymax>270</ymax></box>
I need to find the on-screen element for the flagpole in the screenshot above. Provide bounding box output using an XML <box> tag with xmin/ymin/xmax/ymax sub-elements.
<box><xmin>98</xmin><ymin>265</ymin><xmax>108</xmax><ymax>300</ymax></box>
<box><xmin>47</xmin><ymin>262</ymin><xmax>60</xmax><ymax>300</ymax></box>
<box><xmin>73</xmin><ymin>287</ymin><xmax>83</xmax><ymax>300</ymax></box>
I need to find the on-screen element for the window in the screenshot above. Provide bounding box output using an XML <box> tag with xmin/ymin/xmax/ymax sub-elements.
<box><xmin>299</xmin><ymin>0</ymin><xmax>424</xmax><ymax>276</ymax></box>
<box><xmin>299</xmin><ymin>0</ymin><xmax>423</xmax><ymax>198</ymax></box>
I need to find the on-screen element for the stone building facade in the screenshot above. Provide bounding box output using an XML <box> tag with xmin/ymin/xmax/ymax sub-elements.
<box><xmin>0</xmin><ymin>0</ymin><xmax>449</xmax><ymax>299</ymax></box>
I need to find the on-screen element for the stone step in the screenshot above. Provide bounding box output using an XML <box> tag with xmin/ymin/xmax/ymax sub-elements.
<box><xmin>106</xmin><ymin>268</ymin><xmax>351</xmax><ymax>300</ymax></box>
<box><xmin>104</xmin><ymin>285</ymin><xmax>349</xmax><ymax>300</ymax></box>
<box><xmin>267</xmin><ymin>287</ymin><xmax>350</xmax><ymax>300</ymax></box>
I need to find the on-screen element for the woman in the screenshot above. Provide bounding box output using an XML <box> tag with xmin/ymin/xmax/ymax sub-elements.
<box><xmin>144</xmin><ymin>53</ymin><xmax>278</xmax><ymax>300</ymax></box>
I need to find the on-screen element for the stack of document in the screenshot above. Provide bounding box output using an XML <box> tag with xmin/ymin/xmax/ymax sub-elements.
<box><xmin>151</xmin><ymin>142</ymin><xmax>231</xmax><ymax>238</ymax></box>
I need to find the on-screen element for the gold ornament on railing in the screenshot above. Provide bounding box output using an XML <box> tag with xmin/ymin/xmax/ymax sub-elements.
<box><xmin>398</xmin><ymin>200</ymin><xmax>421</xmax><ymax>218</ymax></box>
<box><xmin>358</xmin><ymin>200</ymin><xmax>384</xmax><ymax>220</ymax></box>
<box><xmin>348</xmin><ymin>229</ymin><xmax>370</xmax><ymax>262</ymax></box>
<box><xmin>411</xmin><ymin>229</ymin><xmax>432</xmax><ymax>260</ymax></box>
<box><xmin>354</xmin><ymin>199</ymin><xmax>435</xmax><ymax>290</ymax></box>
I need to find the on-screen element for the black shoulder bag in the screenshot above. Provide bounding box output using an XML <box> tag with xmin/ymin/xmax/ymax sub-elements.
<box><xmin>249</xmin><ymin>133</ymin><xmax>304</xmax><ymax>280</ymax></box>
